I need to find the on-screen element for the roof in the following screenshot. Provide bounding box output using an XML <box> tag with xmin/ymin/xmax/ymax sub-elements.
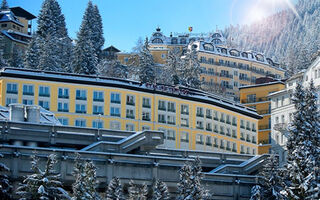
<box><xmin>0</xmin><ymin>68</ymin><xmax>262</xmax><ymax>119</ymax></box>
<box><xmin>10</xmin><ymin>7</ymin><xmax>36</xmax><ymax>20</ymax></box>
<box><xmin>0</xmin><ymin>10</ymin><xmax>24</xmax><ymax>26</ymax></box>
<box><xmin>1</xmin><ymin>30</ymin><xmax>29</xmax><ymax>45</ymax></box>
<box><xmin>103</xmin><ymin>45</ymin><xmax>120</xmax><ymax>52</ymax></box>
<box><xmin>239</xmin><ymin>81</ymin><xmax>285</xmax><ymax>90</ymax></box>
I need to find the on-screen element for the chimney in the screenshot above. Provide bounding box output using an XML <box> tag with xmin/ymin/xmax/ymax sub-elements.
<box><xmin>26</xmin><ymin>105</ymin><xmax>40</xmax><ymax>123</ymax></box>
<box><xmin>9</xmin><ymin>104</ymin><xmax>25</xmax><ymax>122</ymax></box>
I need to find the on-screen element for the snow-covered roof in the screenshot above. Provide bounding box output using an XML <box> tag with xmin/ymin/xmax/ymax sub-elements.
<box><xmin>0</xmin><ymin>10</ymin><xmax>24</xmax><ymax>26</ymax></box>
<box><xmin>0</xmin><ymin>68</ymin><xmax>262</xmax><ymax>119</ymax></box>
<box><xmin>1</xmin><ymin>30</ymin><xmax>29</xmax><ymax>45</ymax></box>
<box><xmin>190</xmin><ymin>41</ymin><xmax>284</xmax><ymax>71</ymax></box>
<box><xmin>239</xmin><ymin>81</ymin><xmax>284</xmax><ymax>90</ymax></box>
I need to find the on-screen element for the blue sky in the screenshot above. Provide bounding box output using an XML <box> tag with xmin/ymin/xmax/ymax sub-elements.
<box><xmin>8</xmin><ymin>0</ymin><xmax>297</xmax><ymax>52</ymax></box>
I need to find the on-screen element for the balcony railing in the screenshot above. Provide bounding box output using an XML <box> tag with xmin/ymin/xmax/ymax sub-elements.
<box><xmin>274</xmin><ymin>123</ymin><xmax>287</xmax><ymax>132</ymax></box>
<box><xmin>143</xmin><ymin>104</ymin><xmax>151</xmax><ymax>108</ymax></box>
<box><xmin>93</xmin><ymin>98</ymin><xmax>104</xmax><ymax>102</ymax></box>
<box><xmin>39</xmin><ymin>93</ymin><xmax>50</xmax><ymax>97</ymax></box>
<box><xmin>76</xmin><ymin>96</ymin><xmax>87</xmax><ymax>101</ymax></box>
<box><xmin>241</xmin><ymin>97</ymin><xmax>269</xmax><ymax>104</ymax></box>
<box><xmin>23</xmin><ymin>92</ymin><xmax>34</xmax><ymax>96</ymax></box>
<box><xmin>7</xmin><ymin>90</ymin><xmax>18</xmax><ymax>94</ymax></box>
<box><xmin>196</xmin><ymin>113</ymin><xmax>204</xmax><ymax>117</ymax></box>
<box><xmin>58</xmin><ymin>95</ymin><xmax>69</xmax><ymax>99</ymax></box>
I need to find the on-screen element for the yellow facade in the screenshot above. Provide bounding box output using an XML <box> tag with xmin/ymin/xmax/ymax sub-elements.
<box><xmin>239</xmin><ymin>81</ymin><xmax>285</xmax><ymax>154</ymax></box>
<box><xmin>0</xmin><ymin>68</ymin><xmax>261</xmax><ymax>155</ymax></box>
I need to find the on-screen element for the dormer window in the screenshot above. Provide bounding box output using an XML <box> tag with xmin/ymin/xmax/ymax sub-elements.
<box><xmin>180</xmin><ymin>38</ymin><xmax>186</xmax><ymax>44</ymax></box>
<box><xmin>229</xmin><ymin>49</ymin><xmax>240</xmax><ymax>57</ymax></box>
<box><xmin>256</xmin><ymin>54</ymin><xmax>264</xmax><ymax>62</ymax></box>
<box><xmin>241</xmin><ymin>52</ymin><xmax>248</xmax><ymax>58</ymax></box>
<box><xmin>171</xmin><ymin>38</ymin><xmax>178</xmax><ymax>44</ymax></box>
<box><xmin>221</xmin><ymin>48</ymin><xmax>227</xmax><ymax>54</ymax></box>
<box><xmin>203</xmin><ymin>43</ymin><xmax>214</xmax><ymax>51</ymax></box>
<box><xmin>152</xmin><ymin>38</ymin><xmax>163</xmax><ymax>44</ymax></box>
<box><xmin>212</xmin><ymin>39</ymin><xmax>222</xmax><ymax>44</ymax></box>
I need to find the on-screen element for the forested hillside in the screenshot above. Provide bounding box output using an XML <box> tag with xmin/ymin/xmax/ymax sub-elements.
<box><xmin>223</xmin><ymin>0</ymin><xmax>320</xmax><ymax>75</ymax></box>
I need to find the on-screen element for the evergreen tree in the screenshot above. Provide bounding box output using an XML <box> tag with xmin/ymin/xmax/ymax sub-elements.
<box><xmin>0</xmin><ymin>0</ymin><xmax>8</xmax><ymax>10</ymax></box>
<box><xmin>25</xmin><ymin>0</ymin><xmax>72</xmax><ymax>72</ymax></box>
<box><xmin>164</xmin><ymin>47</ymin><xmax>182</xmax><ymax>85</ymax></box>
<box><xmin>250</xmin><ymin>185</ymin><xmax>262</xmax><ymax>200</ymax></box>
<box><xmin>72</xmin><ymin>154</ymin><xmax>100</xmax><ymax>200</ymax></box>
<box><xmin>282</xmin><ymin>81</ymin><xmax>320</xmax><ymax>199</ymax></box>
<box><xmin>128</xmin><ymin>180</ymin><xmax>148</xmax><ymax>200</ymax></box>
<box><xmin>72</xmin><ymin>1</ymin><xmax>98</xmax><ymax>75</ymax></box>
<box><xmin>92</xmin><ymin>4</ymin><xmax>104</xmax><ymax>60</ymax></box>
<box><xmin>0</xmin><ymin>153</ymin><xmax>12</xmax><ymax>200</ymax></box>
<box><xmin>24</xmin><ymin>34</ymin><xmax>41</xmax><ymax>69</ymax></box>
<box><xmin>7</xmin><ymin>47</ymin><xmax>24</xmax><ymax>68</ymax></box>
<box><xmin>152</xmin><ymin>180</ymin><xmax>170</xmax><ymax>200</ymax></box>
<box><xmin>0</xmin><ymin>35</ymin><xmax>7</xmax><ymax>68</ymax></box>
<box><xmin>16</xmin><ymin>154</ymin><xmax>70</xmax><ymax>200</ymax></box>
<box><xmin>132</xmin><ymin>37</ymin><xmax>144</xmax><ymax>53</ymax></box>
<box><xmin>97</xmin><ymin>59</ymin><xmax>127</xmax><ymax>79</ymax></box>
<box><xmin>177</xmin><ymin>157</ymin><xmax>208</xmax><ymax>200</ymax></box>
<box><xmin>130</xmin><ymin>37</ymin><xmax>155</xmax><ymax>83</ymax></box>
<box><xmin>180</xmin><ymin>48</ymin><xmax>201</xmax><ymax>89</ymax></box>
<box><xmin>105</xmin><ymin>177</ymin><xmax>124</xmax><ymax>200</ymax></box>
<box><xmin>253</xmin><ymin>154</ymin><xmax>284</xmax><ymax>200</ymax></box>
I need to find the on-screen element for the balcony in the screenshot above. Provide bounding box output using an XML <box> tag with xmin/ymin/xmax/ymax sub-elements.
<box><xmin>226</xmin><ymin>147</ymin><xmax>231</xmax><ymax>151</ymax></box>
<box><xmin>220</xmin><ymin>146</ymin><xmax>225</xmax><ymax>150</ymax></box>
<box><xmin>181</xmin><ymin>124</ymin><xmax>189</xmax><ymax>127</ymax></box>
<box><xmin>232</xmin><ymin>134</ymin><xmax>237</xmax><ymax>138</ymax></box>
<box><xmin>252</xmin><ymin>140</ymin><xmax>257</xmax><ymax>144</ymax></box>
<box><xmin>259</xmin><ymin>125</ymin><xmax>271</xmax><ymax>130</ymax></box>
<box><xmin>7</xmin><ymin>90</ymin><xmax>18</xmax><ymax>94</ymax></box>
<box><xmin>93</xmin><ymin>98</ymin><xmax>104</xmax><ymax>102</ymax></box>
<box><xmin>246</xmin><ymin>126</ymin><xmax>251</xmax><ymax>131</ymax></box>
<box><xmin>39</xmin><ymin>93</ymin><xmax>50</xmax><ymax>97</ymax></box>
<box><xmin>143</xmin><ymin>104</ymin><xmax>151</xmax><ymax>108</ymax></box>
<box><xmin>206</xmin><ymin>142</ymin><xmax>212</xmax><ymax>146</ymax></box>
<box><xmin>76</xmin><ymin>96</ymin><xmax>87</xmax><ymax>101</ymax></box>
<box><xmin>226</xmin><ymin>132</ymin><xmax>231</xmax><ymax>137</ymax></box>
<box><xmin>241</xmin><ymin>97</ymin><xmax>269</xmax><ymax>104</ymax></box>
<box><xmin>58</xmin><ymin>95</ymin><xmax>69</xmax><ymax>99</ymax></box>
<box><xmin>246</xmin><ymin>138</ymin><xmax>251</xmax><ymax>143</ymax></box>
<box><xmin>23</xmin><ymin>92</ymin><xmax>34</xmax><ymax>96</ymax></box>
<box><xmin>274</xmin><ymin>123</ymin><xmax>287</xmax><ymax>132</ymax></box>
<box><xmin>181</xmin><ymin>139</ymin><xmax>189</xmax><ymax>143</ymax></box>
<box><xmin>257</xmin><ymin>109</ymin><xmax>270</xmax><ymax>115</ymax></box>
<box><xmin>158</xmin><ymin>120</ymin><xmax>166</xmax><ymax>124</ymax></box>
<box><xmin>220</xmin><ymin>119</ymin><xmax>225</xmax><ymax>123</ymax></box>
<box><xmin>240</xmin><ymin>125</ymin><xmax>245</xmax><ymax>129</ymax></box>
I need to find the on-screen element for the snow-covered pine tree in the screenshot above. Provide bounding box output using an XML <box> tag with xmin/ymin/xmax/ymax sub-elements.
<box><xmin>130</xmin><ymin>37</ymin><xmax>155</xmax><ymax>83</ymax></box>
<box><xmin>164</xmin><ymin>47</ymin><xmax>182</xmax><ymax>85</ymax></box>
<box><xmin>16</xmin><ymin>154</ymin><xmax>70</xmax><ymax>200</ymax></box>
<box><xmin>24</xmin><ymin>0</ymin><xmax>72</xmax><ymax>72</ymax></box>
<box><xmin>0</xmin><ymin>0</ymin><xmax>8</xmax><ymax>10</ymax></box>
<box><xmin>128</xmin><ymin>180</ymin><xmax>148</xmax><ymax>200</ymax></box>
<box><xmin>152</xmin><ymin>179</ymin><xmax>170</xmax><ymax>200</ymax></box>
<box><xmin>177</xmin><ymin>157</ymin><xmax>208</xmax><ymax>200</ymax></box>
<box><xmin>0</xmin><ymin>34</ymin><xmax>7</xmax><ymax>68</ymax></box>
<box><xmin>304</xmin><ymin>80</ymin><xmax>320</xmax><ymax>200</ymax></box>
<box><xmin>72</xmin><ymin>1</ymin><xmax>98</xmax><ymax>75</ymax></box>
<box><xmin>105</xmin><ymin>177</ymin><xmax>124</xmax><ymax>200</ymax></box>
<box><xmin>282</xmin><ymin>81</ymin><xmax>319</xmax><ymax>199</ymax></box>
<box><xmin>250</xmin><ymin>185</ymin><xmax>262</xmax><ymax>200</ymax></box>
<box><xmin>0</xmin><ymin>153</ymin><xmax>11</xmax><ymax>200</ymax></box>
<box><xmin>92</xmin><ymin>4</ymin><xmax>104</xmax><ymax>60</ymax></box>
<box><xmin>180</xmin><ymin>48</ymin><xmax>201</xmax><ymax>89</ymax></box>
<box><xmin>38</xmin><ymin>35</ymin><xmax>59</xmax><ymax>71</ymax></box>
<box><xmin>132</xmin><ymin>37</ymin><xmax>144</xmax><ymax>53</ymax></box>
<box><xmin>72</xmin><ymin>154</ymin><xmax>100</xmax><ymax>200</ymax></box>
<box><xmin>24</xmin><ymin>34</ymin><xmax>41</xmax><ymax>69</ymax></box>
<box><xmin>97</xmin><ymin>59</ymin><xmax>127</xmax><ymax>79</ymax></box>
<box><xmin>7</xmin><ymin>46</ymin><xmax>24</xmax><ymax>68</ymax></box>
<box><xmin>254</xmin><ymin>154</ymin><xmax>284</xmax><ymax>200</ymax></box>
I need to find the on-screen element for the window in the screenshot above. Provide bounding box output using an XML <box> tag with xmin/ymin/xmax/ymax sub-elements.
<box><xmin>75</xmin><ymin>119</ymin><xmax>86</xmax><ymax>127</ymax></box>
<box><xmin>167</xmin><ymin>130</ymin><xmax>175</xmax><ymax>140</ymax></box>
<box><xmin>220</xmin><ymin>140</ymin><xmax>225</xmax><ymax>149</ymax></box>
<box><xmin>232</xmin><ymin>117</ymin><xmax>237</xmax><ymax>126</ymax></box>
<box><xmin>214</xmin><ymin>138</ymin><xmax>218</xmax><ymax>147</ymax></box>
<box><xmin>75</xmin><ymin>104</ymin><xmax>86</xmax><ymax>114</ymax></box>
<box><xmin>22</xmin><ymin>99</ymin><xmax>33</xmax><ymax>105</ymax></box>
<box><xmin>206</xmin><ymin>109</ymin><xmax>212</xmax><ymax>118</ymax></box>
<box><xmin>214</xmin><ymin>111</ymin><xmax>218</xmax><ymax>120</ymax></box>
<box><xmin>220</xmin><ymin>126</ymin><xmax>225</xmax><ymax>135</ymax></box>
<box><xmin>181</xmin><ymin>118</ymin><xmax>189</xmax><ymax>127</ymax></box>
<box><xmin>240</xmin><ymin>120</ymin><xmax>245</xmax><ymax>128</ymax></box>
<box><xmin>226</xmin><ymin>141</ymin><xmax>231</xmax><ymax>151</ymax></box>
<box><xmin>58</xmin><ymin>118</ymin><xmax>68</xmax><ymax>126</ymax></box>
<box><xmin>181</xmin><ymin>104</ymin><xmax>189</xmax><ymax>115</ymax></box>
<box><xmin>206</xmin><ymin>136</ymin><xmax>212</xmax><ymax>146</ymax></box>
<box><xmin>240</xmin><ymin>145</ymin><xmax>245</xmax><ymax>154</ymax></box>
<box><xmin>93</xmin><ymin>91</ymin><xmax>104</xmax><ymax>102</ymax></box>
<box><xmin>196</xmin><ymin>107</ymin><xmax>204</xmax><ymax>117</ymax></box>
<box><xmin>23</xmin><ymin>85</ymin><xmax>34</xmax><ymax>96</ymax></box>
<box><xmin>111</xmin><ymin>93</ymin><xmax>121</xmax><ymax>104</ymax></box>
<box><xmin>110</xmin><ymin>121</ymin><xmax>120</xmax><ymax>130</ymax></box>
<box><xmin>246</xmin><ymin>147</ymin><xmax>250</xmax><ymax>154</ymax></box>
<box><xmin>142</xmin><ymin>126</ymin><xmax>150</xmax><ymax>131</ymax></box>
<box><xmin>76</xmin><ymin>89</ymin><xmax>87</xmax><ymax>100</ymax></box>
<box><xmin>158</xmin><ymin>114</ymin><xmax>166</xmax><ymax>123</ymax></box>
<box><xmin>58</xmin><ymin>88</ymin><xmax>69</xmax><ymax>99</ymax></box>
<box><xmin>1</xmin><ymin>24</ymin><xmax>7</xmax><ymax>27</ymax></box>
<box><xmin>220</xmin><ymin>113</ymin><xmax>225</xmax><ymax>122</ymax></box>
<box><xmin>252</xmin><ymin>123</ymin><xmax>256</xmax><ymax>132</ymax></box>
<box><xmin>142</xmin><ymin>111</ymin><xmax>151</xmax><ymax>121</ymax></box>
<box><xmin>126</xmin><ymin>123</ymin><xmax>135</xmax><ymax>131</ymax></box>
<box><xmin>92</xmin><ymin>120</ymin><xmax>103</xmax><ymax>129</ymax></box>
<box><xmin>126</xmin><ymin>109</ymin><xmax>135</xmax><ymax>119</ymax></box>
<box><xmin>196</xmin><ymin>121</ymin><xmax>204</xmax><ymax>129</ymax></box>
<box><xmin>226</xmin><ymin>128</ymin><xmax>231</xmax><ymax>136</ymax></box>
<box><xmin>232</xmin><ymin>143</ymin><xmax>237</xmax><ymax>152</ymax></box>
<box><xmin>167</xmin><ymin>115</ymin><xmax>176</xmax><ymax>125</ymax></box>
<box><xmin>58</xmin><ymin>102</ymin><xmax>69</xmax><ymax>112</ymax></box>
<box><xmin>142</xmin><ymin>97</ymin><xmax>151</xmax><ymax>108</ymax></box>
<box><xmin>281</xmin><ymin>96</ymin><xmax>285</xmax><ymax>106</ymax></box>
<box><xmin>93</xmin><ymin>105</ymin><xmax>103</xmax><ymax>115</ymax></box>
<box><xmin>158</xmin><ymin>100</ymin><xmax>166</xmax><ymax>111</ymax></box>
<box><xmin>252</xmin><ymin>148</ymin><xmax>256</xmax><ymax>155</ymax></box>
<box><xmin>246</xmin><ymin>121</ymin><xmax>250</xmax><ymax>130</ymax></box>
<box><xmin>167</xmin><ymin>102</ymin><xmax>175</xmax><ymax>112</ymax></box>
<box><xmin>6</xmin><ymin>97</ymin><xmax>17</xmax><ymax>106</ymax></box>
<box><xmin>247</xmin><ymin>94</ymin><xmax>256</xmax><ymax>103</ymax></box>
<box><xmin>110</xmin><ymin>107</ymin><xmax>120</xmax><ymax>117</ymax></box>
<box><xmin>232</xmin><ymin>129</ymin><xmax>237</xmax><ymax>138</ymax></box>
<box><xmin>196</xmin><ymin>134</ymin><xmax>204</xmax><ymax>144</ymax></box>
<box><xmin>226</xmin><ymin>115</ymin><xmax>231</xmax><ymax>124</ymax></box>
<box><xmin>161</xmin><ymin>54</ymin><xmax>166</xmax><ymax>59</ymax></box>
<box><xmin>6</xmin><ymin>83</ymin><xmax>18</xmax><ymax>94</ymax></box>
<box><xmin>240</xmin><ymin>132</ymin><xmax>245</xmax><ymax>140</ymax></box>
<box><xmin>39</xmin><ymin>86</ymin><xmax>50</xmax><ymax>97</ymax></box>
<box><xmin>126</xmin><ymin>95</ymin><xmax>135</xmax><ymax>106</ymax></box>
<box><xmin>206</xmin><ymin>122</ymin><xmax>212</xmax><ymax>131</ymax></box>
<box><xmin>39</xmin><ymin>100</ymin><xmax>50</xmax><ymax>110</ymax></box>
<box><xmin>181</xmin><ymin>132</ymin><xmax>189</xmax><ymax>143</ymax></box>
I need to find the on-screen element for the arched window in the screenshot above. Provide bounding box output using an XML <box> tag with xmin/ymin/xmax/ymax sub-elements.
<box><xmin>221</xmin><ymin>48</ymin><xmax>227</xmax><ymax>54</ymax></box>
<box><xmin>266</xmin><ymin>58</ymin><xmax>274</xmax><ymax>65</ymax></box>
<box><xmin>171</xmin><ymin>38</ymin><xmax>178</xmax><ymax>44</ymax></box>
<box><xmin>256</xmin><ymin>54</ymin><xmax>264</xmax><ymax>62</ymax></box>
<box><xmin>203</xmin><ymin>43</ymin><xmax>214</xmax><ymax>51</ymax></box>
<box><xmin>153</xmin><ymin>33</ymin><xmax>162</xmax><ymax>37</ymax></box>
<box><xmin>212</xmin><ymin>33</ymin><xmax>221</xmax><ymax>38</ymax></box>
<box><xmin>152</xmin><ymin>38</ymin><xmax>163</xmax><ymax>44</ymax></box>
<box><xmin>229</xmin><ymin>49</ymin><xmax>240</xmax><ymax>57</ymax></box>
<box><xmin>241</xmin><ymin>52</ymin><xmax>248</xmax><ymax>58</ymax></box>
<box><xmin>212</xmin><ymin>39</ymin><xmax>222</xmax><ymax>44</ymax></box>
